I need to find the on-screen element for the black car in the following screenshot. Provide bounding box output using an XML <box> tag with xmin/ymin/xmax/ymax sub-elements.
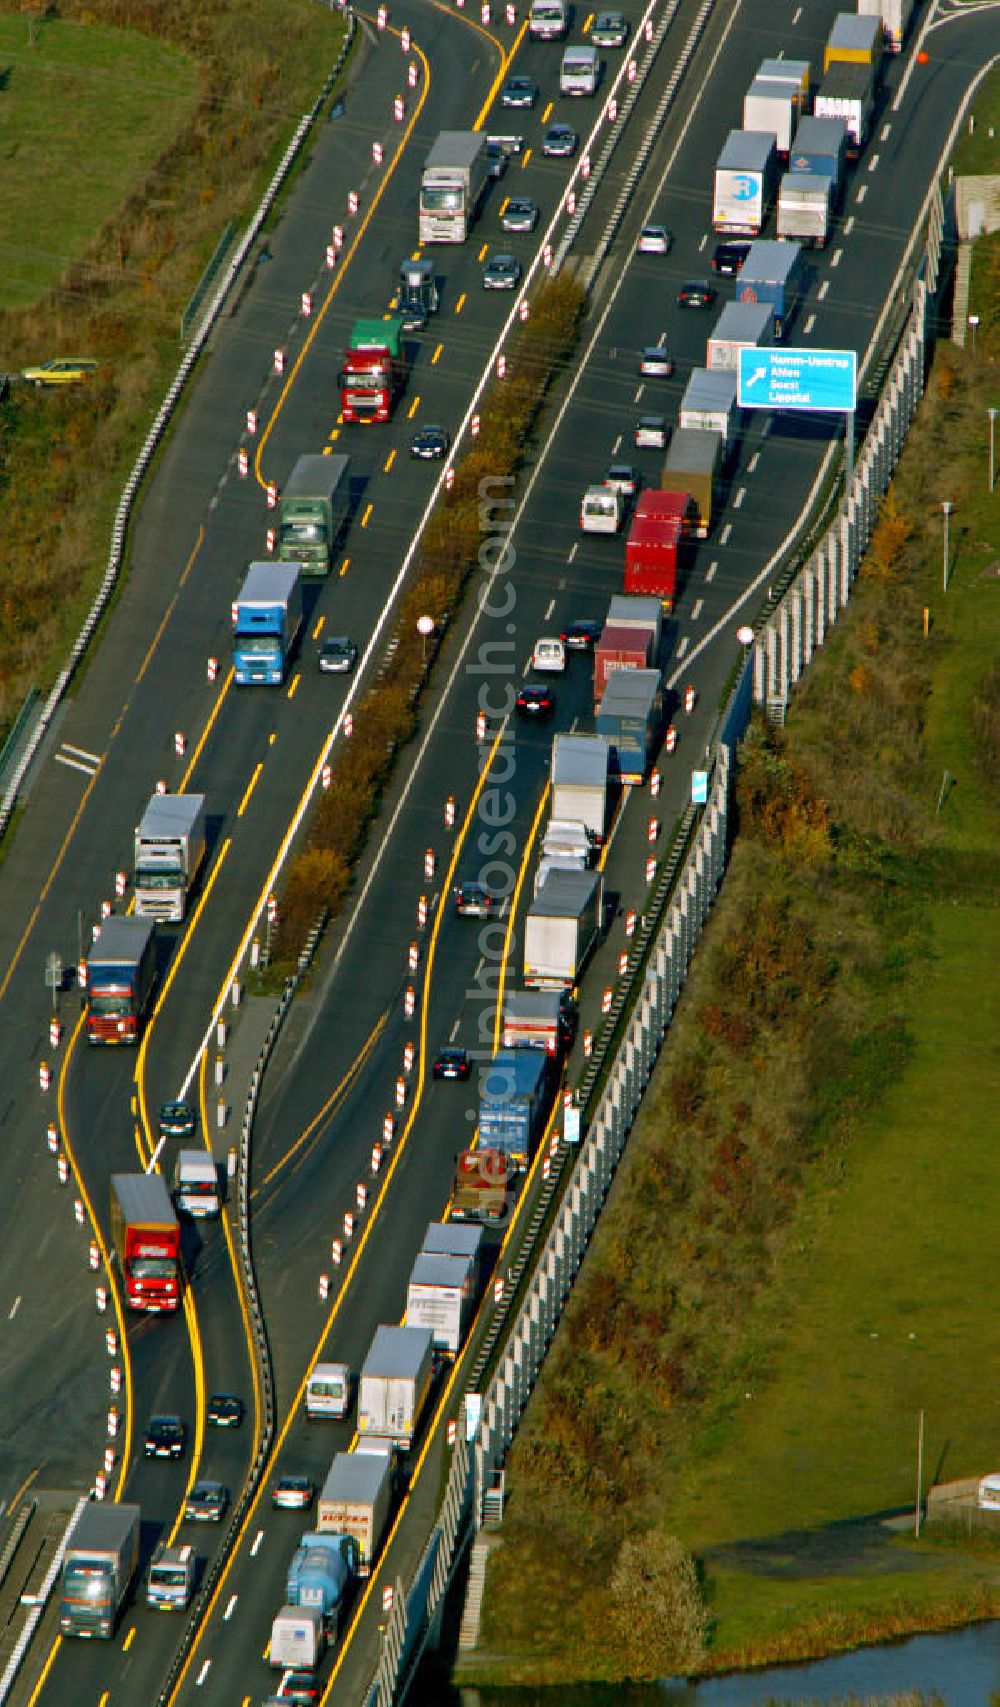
<box><xmin>318</xmin><ymin>636</ymin><xmax>358</xmax><ymax>674</ymax></box>
<box><xmin>711</xmin><ymin>240</ymin><xmax>751</xmax><ymax>276</ymax></box>
<box><xmin>542</xmin><ymin>124</ymin><xmax>578</xmax><ymax>159</ymax></box>
<box><xmin>501</xmin><ymin>196</ymin><xmax>539</xmax><ymax>234</ymax></box>
<box><xmin>184</xmin><ymin>1480</ymin><xmax>229</xmax><ymax>1523</ymax></box>
<box><xmin>482</xmin><ymin>254</ymin><xmax>522</xmax><ymax>291</ymax></box>
<box><xmin>678</xmin><ymin>277</ymin><xmax>717</xmax><ymax>309</ymax></box>
<box><xmin>455</xmin><ymin>881</ymin><xmax>494</xmax><ymax>918</ymax></box>
<box><xmin>277</xmin><ymin>1674</ymin><xmax>321</xmax><ymax>1705</ymax></box>
<box><xmin>433</xmin><ymin>1046</ymin><xmax>471</xmax><ymax>1081</ymax></box>
<box><xmin>560</xmin><ymin>618</ymin><xmax>603</xmax><ymax>651</ymax></box>
<box><xmin>158</xmin><ymin>1101</ymin><xmax>196</xmax><ymax>1141</ymax></box>
<box><xmin>144</xmin><ymin>1414</ymin><xmax>186</xmax><ymax>1460</ymax></box>
<box><xmin>500</xmin><ymin>74</ymin><xmax>537</xmax><ymax>108</ymax></box>
<box><xmin>207</xmin><ymin>1393</ymin><xmax>245</xmax><ymax>1428</ymax></box>
<box><xmin>516</xmin><ymin>682</ymin><xmax>556</xmax><ymax>719</ymax></box>
<box><xmin>410</xmin><ymin>424</ymin><xmax>450</xmax><ymax>460</ymax></box>
<box><xmin>485</xmin><ymin>140</ymin><xmax>508</xmax><ymax>179</ymax></box>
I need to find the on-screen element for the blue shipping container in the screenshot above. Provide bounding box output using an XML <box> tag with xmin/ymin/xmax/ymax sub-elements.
<box><xmin>478</xmin><ymin>1049</ymin><xmax>550</xmax><ymax>1169</ymax></box>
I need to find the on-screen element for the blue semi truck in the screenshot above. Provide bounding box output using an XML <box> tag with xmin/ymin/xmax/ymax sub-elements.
<box><xmin>233</xmin><ymin>561</ymin><xmax>303</xmax><ymax>685</ymax></box>
<box><xmin>478</xmin><ymin>1048</ymin><xmax>552</xmax><ymax>1171</ymax></box>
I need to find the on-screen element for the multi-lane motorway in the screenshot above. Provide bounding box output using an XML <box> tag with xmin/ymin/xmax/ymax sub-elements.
<box><xmin>1</xmin><ymin>0</ymin><xmax>996</xmax><ymax>1702</ymax></box>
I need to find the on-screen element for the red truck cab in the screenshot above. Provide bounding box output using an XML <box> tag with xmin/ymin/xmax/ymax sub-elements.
<box><xmin>338</xmin><ymin>317</ymin><xmax>406</xmax><ymax>424</ymax></box>
<box><xmin>110</xmin><ymin>1173</ymin><xmax>182</xmax><ymax>1312</ymax></box>
<box><xmin>85</xmin><ymin>915</ymin><xmax>157</xmax><ymax>1045</ymax></box>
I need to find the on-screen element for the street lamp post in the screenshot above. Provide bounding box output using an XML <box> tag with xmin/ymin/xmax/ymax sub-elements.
<box><xmin>968</xmin><ymin>314</ymin><xmax>980</xmax><ymax>357</ymax></box>
<box><xmin>416</xmin><ymin>613</ymin><xmax>435</xmax><ymax>663</ymax></box>
<box><xmin>941</xmin><ymin>501</ymin><xmax>953</xmax><ymax>594</ymax></box>
<box><xmin>989</xmin><ymin>408</ymin><xmax>998</xmax><ymax>494</ymax></box>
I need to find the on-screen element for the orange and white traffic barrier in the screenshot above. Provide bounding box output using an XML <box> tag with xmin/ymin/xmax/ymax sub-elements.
<box><xmin>618</xmin><ymin>950</ymin><xmax>628</xmax><ymax>976</ymax></box>
<box><xmin>110</xmin><ymin>1366</ymin><xmax>121</xmax><ymax>1394</ymax></box>
<box><xmin>382</xmin><ymin>1584</ymin><xmax>394</xmax><ymax>1613</ymax></box>
<box><xmin>403</xmin><ymin>984</ymin><xmax>415</xmax><ymax>1018</ymax></box>
<box><xmin>684</xmin><ymin>683</ymin><xmax>696</xmax><ymax>714</ymax></box>
<box><xmin>627</xmin><ymin>56</ymin><xmax>637</xmax><ymax>80</ymax></box>
<box><xmin>496</xmin><ymin>352</ymin><xmax>507</xmax><ymax>377</ymax></box>
<box><xmin>417</xmin><ymin>895</ymin><xmax>428</xmax><ymax>928</ymax></box>
<box><xmin>95</xmin><ymin>1285</ymin><xmax>108</xmax><ymax>1313</ymax></box>
<box><xmin>481</xmin><ymin>1</ymin><xmax>490</xmax><ymax>20</ymax></box>
<box><xmin>408</xmin><ymin>941</ymin><xmax>419</xmax><ymax>973</ymax></box>
<box><xmin>301</xmin><ymin>291</ymin><xmax>313</xmax><ymax>316</ymax></box>
<box><xmin>207</xmin><ymin>655</ymin><xmax>218</xmax><ymax>682</ymax></box>
<box><xmin>74</xmin><ymin>1198</ymin><xmax>85</xmax><ymax>1225</ymax></box>
<box><xmin>407</xmin><ymin>60</ymin><xmax>418</xmax><ymax>87</ymax></box>
<box><xmin>100</xmin><ymin>899</ymin><xmax>112</xmax><ymax>919</ymax></box>
<box><xmin>445</xmin><ymin>466</ymin><xmax>455</xmax><ymax>489</ymax></box>
<box><xmin>401</xmin><ymin>25</ymin><xmax>410</xmax><ymax>49</ymax></box>
<box><xmin>606</xmin><ymin>96</ymin><xmax>618</xmax><ymax>122</ymax></box>
<box><xmin>94</xmin><ymin>1471</ymin><xmax>107</xmax><ymax>1500</ymax></box>
<box><xmin>423</xmin><ymin>847</ymin><xmax>435</xmax><ymax>879</ymax></box>
<box><xmin>403</xmin><ymin>1041</ymin><xmax>415</xmax><ymax>1073</ymax></box>
<box><xmin>89</xmin><ymin>1242</ymin><xmax>100</xmax><ymax>1270</ymax></box>
<box><xmin>49</xmin><ymin>1017</ymin><xmax>61</xmax><ymax>1049</ymax></box>
<box><xmin>471</xmin><ymin>413</ymin><xmax>481</xmax><ymax>438</ymax></box>
<box><xmin>647</xmin><ymin>816</ymin><xmax>659</xmax><ymax>842</ymax></box>
<box><xmin>322</xmin><ymin>763</ymin><xmax>332</xmax><ymax>789</ymax></box>
<box><xmin>448</xmin><ymin>1418</ymin><xmax>457</xmax><ymax>1445</ymax></box>
<box><xmin>476</xmin><ymin>709</ymin><xmax>486</xmax><ymax>742</ymax></box>
<box><xmin>266</xmin><ymin>481</ymin><xmax>277</xmax><ymax>510</ymax></box>
<box><xmin>518</xmin><ymin>300</ymin><xmax>529</xmax><ymax>322</ymax></box>
<box><xmin>331</xmin><ymin>1239</ymin><xmax>343</xmax><ymax>1265</ymax></box>
<box><xmin>601</xmin><ymin>987</ymin><xmax>613</xmax><ymax>1014</ymax></box>
<box><xmin>344</xmin><ymin>713</ymin><xmax>353</xmax><ymax>738</ymax></box>
<box><xmin>107</xmin><ymin>1407</ymin><xmax>120</xmax><ymax>1438</ymax></box>
<box><xmin>395</xmin><ymin>1076</ymin><xmax>406</xmax><ymax>1108</ymax></box>
<box><xmin>371</xmin><ymin>1142</ymin><xmax>383</xmax><ymax>1173</ymax></box>
<box><xmin>650</xmin><ymin>770</ymin><xmax>661</xmax><ymax>797</ymax></box>
<box><xmin>237</xmin><ymin>446</ymin><xmax>249</xmax><ymax>477</ymax></box>
<box><xmin>376</xmin><ymin>1</ymin><xmax>386</xmax><ymax>25</ymax></box>
<box><xmin>625</xmin><ymin>908</ymin><xmax>636</xmax><ymax>936</ymax></box>
<box><xmin>393</xmin><ymin>94</ymin><xmax>405</xmax><ymax>121</ymax></box>
<box><xmin>356</xmin><ymin>1182</ymin><xmax>368</xmax><ymax>1211</ymax></box>
<box><xmin>325</xmin><ymin>244</ymin><xmax>337</xmax><ymax>269</ymax></box>
<box><xmin>105</xmin><ymin>1328</ymin><xmax>117</xmax><ymax>1357</ymax></box>
<box><xmin>583</xmin><ymin>1030</ymin><xmax>593</xmax><ymax>1056</ymax></box>
<box><xmin>318</xmin><ymin>1272</ymin><xmax>330</xmax><ymax>1301</ymax></box>
<box><xmin>372</xmin><ymin>140</ymin><xmax>383</xmax><ymax>165</ymax></box>
<box><xmin>494</xmin><ymin>1277</ymin><xmax>504</xmax><ymax>1303</ymax></box>
<box><xmin>103</xmin><ymin>1447</ymin><xmax>115</xmax><ymax>1475</ymax></box>
<box><xmin>332</xmin><ymin>224</ymin><xmax>344</xmax><ymax>249</ymax></box>
<box><xmin>265</xmin><ymin>527</ymin><xmax>276</xmax><ymax>553</ymax></box>
<box><xmin>505</xmin><ymin>0</ymin><xmax>515</xmax><ymax>18</ymax></box>
<box><xmin>444</xmin><ymin>796</ymin><xmax>456</xmax><ymax>828</ymax></box>
<box><xmin>39</xmin><ymin>1060</ymin><xmax>51</xmax><ymax>1093</ymax></box>
<box><xmin>343</xmin><ymin>1211</ymin><xmax>355</xmax><ymax>1239</ymax></box>
<box><xmin>348</xmin><ymin>188</ymin><xmax>359</xmax><ymax>213</ymax></box>
<box><xmin>174</xmin><ymin>731</ymin><xmax>185</xmax><ymax>757</ymax></box>
<box><xmin>78</xmin><ymin>959</ymin><xmax>87</xmax><ymax>989</ymax></box>
<box><xmin>273</xmin><ymin>348</ymin><xmax>285</xmax><ymax>374</ymax></box>
<box><xmin>47</xmin><ymin>1122</ymin><xmax>58</xmax><ymax>1152</ymax></box>
<box><xmin>665</xmin><ymin>724</ymin><xmax>677</xmax><ymax>755</ymax></box>
<box><xmin>542</xmin><ymin>1156</ymin><xmax>550</xmax><ymax>1181</ymax></box>
<box><xmin>645</xmin><ymin>855</ymin><xmax>656</xmax><ymax>883</ymax></box>
<box><xmin>246</xmin><ymin>408</ymin><xmax>258</xmax><ymax>435</ymax></box>
<box><xmin>382</xmin><ymin>1113</ymin><xmax>395</xmax><ymax>1143</ymax></box>
<box><xmin>115</xmin><ymin>869</ymin><xmax>127</xmax><ymax>897</ymax></box>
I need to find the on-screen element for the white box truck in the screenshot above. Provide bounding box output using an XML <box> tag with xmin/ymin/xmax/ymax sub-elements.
<box><xmin>712</xmin><ymin>129</ymin><xmax>779</xmax><ymax>236</ymax></box>
<box><xmin>406</xmin><ymin>1251</ymin><xmax>475</xmax><ymax>1355</ymax></box>
<box><xmin>358</xmin><ymin>1325</ymin><xmax>434</xmax><ymax>1449</ymax></box>
<box><xmin>269</xmin><ymin>1604</ymin><xmax>324</xmax><ymax>1670</ymax></box>
<box><xmin>422</xmin><ymin>1220</ymin><xmax>484</xmax><ymax>1288</ymax></box>
<box><xmin>523</xmin><ymin>868</ymin><xmax>603</xmax><ymax>989</ymax></box>
<box><xmin>742</xmin><ymin>77</ymin><xmax>797</xmax><ymax>158</ymax></box>
<box><xmin>857</xmin><ymin>0</ymin><xmax>913</xmax><ymax>54</ymax></box>
<box><xmin>777</xmin><ymin>171</ymin><xmax>835</xmax><ymax>248</ymax></box>
<box><xmin>550</xmin><ymin>734</ymin><xmax>611</xmax><ymax>843</ymax></box>
<box><xmin>679</xmin><ymin>368</ymin><xmax>740</xmax><ymax>446</ymax></box>
<box><xmin>706</xmin><ymin>301</ymin><xmax>774</xmax><ymax>372</ymax></box>
<box><xmin>419</xmin><ymin>132</ymin><xmax>489</xmax><ymax>243</ymax></box>
<box><xmin>133</xmin><ymin>793</ymin><xmax>207</xmax><ymax>923</ymax></box>
<box><xmin>317</xmin><ymin>1451</ymin><xmax>392</xmax><ymax>1574</ymax></box>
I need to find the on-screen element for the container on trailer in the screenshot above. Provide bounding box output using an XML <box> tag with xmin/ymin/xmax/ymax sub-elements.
<box><xmin>789</xmin><ymin>115</ymin><xmax>850</xmax><ymax>204</ymax></box>
<box><xmin>269</xmin><ymin>1604</ymin><xmax>324</xmax><ymax>1670</ymax></box>
<box><xmin>133</xmin><ymin>793</ymin><xmax>207</xmax><ymax>924</ymax></box>
<box><xmin>856</xmin><ymin>0</ymin><xmax>913</xmax><ymax>54</ymax></box>
<box><xmin>110</xmin><ymin>1172</ymin><xmax>182</xmax><ymax>1313</ymax></box>
<box><xmin>661</xmin><ymin>428</ymin><xmax>722</xmax><ymax>539</ymax></box>
<box><xmin>679</xmin><ymin>368</ymin><xmax>739</xmax><ymax>445</ymax></box>
<box><xmin>60</xmin><ymin>1503</ymin><xmax>141</xmax><ymax>1639</ymax></box>
<box><xmin>85</xmin><ymin>914</ymin><xmax>157</xmax><ymax>1045</ymax></box>
<box><xmin>501</xmin><ymin>989</ymin><xmax>568</xmax><ymax>1056</ymax></box>
<box><xmin>595</xmin><ymin>625</ymin><xmax>650</xmax><ymax>705</ymax></box>
<box><xmin>706</xmin><ymin>301</ymin><xmax>774</xmax><ymax>371</ymax></box>
<box><xmin>419</xmin><ymin>131</ymin><xmax>490</xmax><ymax>244</ymax></box>
<box><xmin>523</xmin><ymin>868</ymin><xmax>603</xmax><ymax>990</ymax></box>
<box><xmin>756</xmin><ymin>56</ymin><xmax>811</xmax><ymax>112</ymax></box>
<box><xmin>421</xmin><ymin>1220</ymin><xmax>484</xmax><ymax>1288</ymax></box>
<box><xmin>358</xmin><ymin>1325</ymin><xmax>435</xmax><ymax>1449</ymax></box>
<box><xmin>233</xmin><ymin>561</ymin><xmax>303</xmax><ymax>686</ymax></box>
<box><xmin>542</xmin><ymin>818</ymin><xmax>595</xmax><ymax>863</ymax></box>
<box><xmin>742</xmin><ymin>78</ymin><xmax>797</xmax><ymax>158</ymax></box>
<box><xmin>405</xmin><ymin>1250</ymin><xmax>476</xmax><ymax>1355</ymax></box>
<box><xmin>607</xmin><ymin>592</ymin><xmax>663</xmax><ymax>657</ymax></box>
<box><xmin>736</xmin><ymin>239</ymin><xmax>804</xmax><ymax>341</ymax></box>
<box><xmin>279</xmin><ymin>453</ymin><xmax>351</xmax><ymax>575</ymax></box>
<box><xmin>550</xmin><ymin>733</ymin><xmax>611</xmax><ymax>840</ymax></box>
<box><xmin>317</xmin><ymin>1451</ymin><xmax>392</xmax><ymax>1573</ymax></box>
<box><xmin>595</xmin><ymin>669</ymin><xmax>663</xmax><ymax>784</ymax></box>
<box><xmin>624</xmin><ymin>490</ymin><xmax>695</xmax><ymax>607</ymax></box>
<box><xmin>712</xmin><ymin>129</ymin><xmax>779</xmax><ymax>236</ymax></box>
<box><xmin>477</xmin><ymin>1047</ymin><xmax>552</xmax><ymax>1169</ymax></box>
<box><xmin>814</xmin><ymin>60</ymin><xmax>874</xmax><ymax>154</ymax></box>
<box><xmin>823</xmin><ymin>11</ymin><xmax>883</xmax><ymax>74</ymax></box>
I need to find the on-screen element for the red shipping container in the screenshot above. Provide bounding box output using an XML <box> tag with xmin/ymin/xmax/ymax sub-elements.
<box><xmin>625</xmin><ymin>490</ymin><xmax>695</xmax><ymax>609</ymax></box>
<box><xmin>594</xmin><ymin>622</ymin><xmax>650</xmax><ymax>707</ymax></box>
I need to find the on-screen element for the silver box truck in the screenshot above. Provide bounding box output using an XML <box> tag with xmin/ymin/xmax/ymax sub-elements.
<box><xmin>679</xmin><ymin>368</ymin><xmax>740</xmax><ymax>446</ymax></box>
<box><xmin>358</xmin><ymin>1325</ymin><xmax>434</xmax><ymax>1449</ymax></box>
<box><xmin>278</xmin><ymin>453</ymin><xmax>351</xmax><ymax>576</ymax></box>
<box><xmin>406</xmin><ymin>1251</ymin><xmax>475</xmax><ymax>1356</ymax></box>
<box><xmin>317</xmin><ymin>1451</ymin><xmax>392</xmax><ymax>1574</ymax></box>
<box><xmin>706</xmin><ymin>301</ymin><xmax>774</xmax><ymax>372</ymax></box>
<box><xmin>60</xmin><ymin>1502</ymin><xmax>141</xmax><ymax>1638</ymax></box>
<box><xmin>133</xmin><ymin>793</ymin><xmax>207</xmax><ymax>924</ymax></box>
<box><xmin>524</xmin><ymin>868</ymin><xmax>603</xmax><ymax>989</ymax></box>
<box><xmin>550</xmin><ymin>734</ymin><xmax>611</xmax><ymax>843</ymax></box>
<box><xmin>777</xmin><ymin>170</ymin><xmax>835</xmax><ymax>248</ymax></box>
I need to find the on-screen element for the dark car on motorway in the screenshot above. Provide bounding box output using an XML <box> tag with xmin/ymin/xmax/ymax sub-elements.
<box><xmin>501</xmin><ymin>196</ymin><xmax>539</xmax><ymax>234</ymax></box>
<box><xmin>485</xmin><ymin>140</ymin><xmax>508</xmax><ymax>179</ymax></box>
<box><xmin>433</xmin><ymin>1046</ymin><xmax>471</xmax><ymax>1081</ymax></box>
<box><xmin>207</xmin><ymin>1393</ymin><xmax>244</xmax><ymax>1428</ymax></box>
<box><xmin>604</xmin><ymin>463</ymin><xmax>639</xmax><ymax>497</ymax></box>
<box><xmin>144</xmin><ymin>1415</ymin><xmax>186</xmax><ymax>1460</ymax></box>
<box><xmin>158</xmin><ymin>1101</ymin><xmax>196</xmax><ymax>1141</ymax></box>
<box><xmin>590</xmin><ymin>8</ymin><xmax>627</xmax><ymax>46</ymax></box>
<box><xmin>711</xmin><ymin>239</ymin><xmax>751</xmax><ymax>276</ymax></box>
<box><xmin>678</xmin><ymin>277</ymin><xmax>717</xmax><ymax>309</ymax></box>
<box><xmin>410</xmin><ymin>424</ymin><xmax>450</xmax><ymax>460</ymax></box>
<box><xmin>542</xmin><ymin>124</ymin><xmax>578</xmax><ymax>159</ymax></box>
<box><xmin>184</xmin><ymin>1480</ymin><xmax>229</xmax><ymax>1523</ymax></box>
<box><xmin>318</xmin><ymin>636</ymin><xmax>357</xmax><ymax>674</ymax></box>
<box><xmin>516</xmin><ymin>682</ymin><xmax>556</xmax><ymax>719</ymax></box>
<box><xmin>272</xmin><ymin>1476</ymin><xmax>315</xmax><ymax>1512</ymax></box>
<box><xmin>482</xmin><ymin>253</ymin><xmax>522</xmax><ymax>291</ymax></box>
<box><xmin>500</xmin><ymin>74</ymin><xmax>537</xmax><ymax>108</ymax></box>
<box><xmin>455</xmin><ymin>881</ymin><xmax>494</xmax><ymax>918</ymax></box>
<box><xmin>560</xmin><ymin>618</ymin><xmax>603</xmax><ymax>650</ymax></box>
<box><xmin>277</xmin><ymin>1674</ymin><xmax>321</xmax><ymax>1705</ymax></box>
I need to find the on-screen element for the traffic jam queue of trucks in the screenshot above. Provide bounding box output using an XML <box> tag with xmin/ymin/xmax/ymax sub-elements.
<box><xmin>265</xmin><ymin>1226</ymin><xmax>483</xmax><ymax>1679</ymax></box>
<box><xmin>581</xmin><ymin>6</ymin><xmax>896</xmax><ymax>619</ymax></box>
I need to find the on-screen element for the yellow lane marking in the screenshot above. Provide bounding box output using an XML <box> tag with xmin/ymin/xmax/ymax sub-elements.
<box><xmin>237</xmin><ymin>765</ymin><xmax>263</xmax><ymax>818</ymax></box>
<box><xmin>407</xmin><ymin>394</ymin><xmax>421</xmax><ymax>419</ymax></box>
<box><xmin>431</xmin><ymin>343</ymin><xmax>444</xmax><ymax>365</ymax></box>
<box><xmin>384</xmin><ymin>448</ymin><xmax>396</xmax><ymax>473</ymax></box>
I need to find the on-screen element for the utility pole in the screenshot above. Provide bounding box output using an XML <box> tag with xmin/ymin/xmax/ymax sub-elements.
<box><xmin>915</xmin><ymin>1409</ymin><xmax>925</xmax><ymax>1538</ymax></box>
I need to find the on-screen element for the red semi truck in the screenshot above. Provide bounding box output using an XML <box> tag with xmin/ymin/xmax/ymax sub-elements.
<box><xmin>85</xmin><ymin>916</ymin><xmax>157</xmax><ymax>1046</ymax></box>
<box><xmin>338</xmin><ymin>318</ymin><xmax>406</xmax><ymax>424</ymax></box>
<box><xmin>110</xmin><ymin>1173</ymin><xmax>182</xmax><ymax>1313</ymax></box>
<box><xmin>624</xmin><ymin>490</ymin><xmax>696</xmax><ymax>609</ymax></box>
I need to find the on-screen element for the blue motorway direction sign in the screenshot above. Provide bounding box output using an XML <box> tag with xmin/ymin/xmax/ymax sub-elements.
<box><xmin>737</xmin><ymin>346</ymin><xmax>857</xmax><ymax>412</ymax></box>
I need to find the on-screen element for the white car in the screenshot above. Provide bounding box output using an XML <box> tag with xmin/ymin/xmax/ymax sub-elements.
<box><xmin>532</xmin><ymin>637</ymin><xmax>566</xmax><ymax>673</ymax></box>
<box><xmin>635</xmin><ymin>414</ymin><xmax>668</xmax><ymax>450</ymax></box>
<box><xmin>637</xmin><ymin>224</ymin><xmax>672</xmax><ymax>255</ymax></box>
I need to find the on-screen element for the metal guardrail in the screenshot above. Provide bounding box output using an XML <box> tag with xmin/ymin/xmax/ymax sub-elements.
<box><xmin>0</xmin><ymin>687</ymin><xmax>38</xmax><ymax>795</ymax></box>
<box><xmin>180</xmin><ymin>222</ymin><xmax>236</xmax><ymax>344</ymax></box>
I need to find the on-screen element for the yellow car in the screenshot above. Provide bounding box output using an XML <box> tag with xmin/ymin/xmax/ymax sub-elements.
<box><xmin>21</xmin><ymin>357</ymin><xmax>99</xmax><ymax>387</ymax></box>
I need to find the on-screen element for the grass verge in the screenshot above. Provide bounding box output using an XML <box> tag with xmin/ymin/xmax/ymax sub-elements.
<box><xmin>463</xmin><ymin>242</ymin><xmax>1000</xmax><ymax>1689</ymax></box>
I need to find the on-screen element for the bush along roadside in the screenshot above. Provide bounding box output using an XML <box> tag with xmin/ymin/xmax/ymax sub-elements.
<box><xmin>270</xmin><ymin>274</ymin><xmax>586</xmax><ymax>960</ymax></box>
<box><xmin>465</xmin><ymin>333</ymin><xmax>1000</xmax><ymax>1684</ymax></box>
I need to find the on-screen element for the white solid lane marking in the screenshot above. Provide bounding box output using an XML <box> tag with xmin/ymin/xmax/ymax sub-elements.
<box><xmin>830</xmin><ymin>247</ymin><xmax>843</xmax><ymax>268</ymax></box>
<box><xmin>762</xmin><ymin>418</ymin><xmax>773</xmax><ymax>437</ymax></box>
<box><xmin>568</xmin><ymin>542</ymin><xmax>578</xmax><ymax>563</ymax></box>
<box><xmin>706</xmin><ymin>561</ymin><xmax>718</xmax><ymax>582</ymax></box>
<box><xmin>61</xmin><ymin>742</ymin><xmax>101</xmax><ymax>763</ymax></box>
<box><xmin>881</xmin><ymin>122</ymin><xmax>891</xmax><ymax>141</ymax></box>
<box><xmin>449</xmin><ymin>1018</ymin><xmax>460</xmax><ymax>1042</ymax></box>
<box><xmin>634</xmin><ymin>385</ymin><xmax>644</xmax><ymax>402</ymax></box>
<box><xmin>691</xmin><ymin>597</ymin><xmax>704</xmax><ymax>620</ymax></box>
<box><xmin>747</xmin><ymin>451</ymin><xmax>759</xmax><ymax>473</ymax></box>
<box><xmin>251</xmin><ymin>1530</ymin><xmax>265</xmax><ymax>1557</ymax></box>
<box><xmin>857</xmin><ymin>184</ymin><xmax>867</xmax><ymax>203</ymax></box>
<box><xmin>223</xmin><ymin>1595</ymin><xmax>238</xmax><ymax>1621</ymax></box>
<box><xmin>675</xmin><ymin>635</ymin><xmax>689</xmax><ymax>658</ymax></box>
<box><xmin>612</xmin><ymin>434</ymin><xmax>622</xmax><ymax>453</ymax></box>
<box><xmin>9</xmin><ymin>1296</ymin><xmax>21</xmax><ymax>1320</ymax></box>
<box><xmin>791</xmin><ymin>4</ymin><xmax>801</xmax><ymax>19</ymax></box>
<box><xmin>804</xmin><ymin>313</ymin><xmax>816</xmax><ymax>334</ymax></box>
<box><xmin>720</xmin><ymin>523</ymin><xmax>732</xmax><ymax>545</ymax></box>
<box><xmin>869</xmin><ymin>152</ymin><xmax>880</xmax><ymax>173</ymax></box>
<box><xmin>196</xmin><ymin>1661</ymin><xmax>211</xmax><ymax>1686</ymax></box>
<box><xmin>844</xmin><ymin>215</ymin><xmax>854</xmax><ymax>235</ymax></box>
<box><xmin>734</xmin><ymin>487</ymin><xmax>746</xmax><ymax>509</ymax></box>
<box><xmin>818</xmin><ymin>280</ymin><xmax>830</xmax><ymax>300</ymax></box>
<box><xmin>698</xmin><ymin>233</ymin><xmax>707</xmax><ymax>251</ymax></box>
<box><xmin>544</xmin><ymin>598</ymin><xmax>555</xmax><ymax>620</ymax></box>
<box><xmin>54</xmin><ymin>752</ymin><xmax>98</xmax><ymax>776</ymax></box>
